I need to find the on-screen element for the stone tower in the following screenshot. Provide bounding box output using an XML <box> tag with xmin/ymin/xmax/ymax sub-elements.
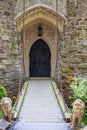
<box><xmin>61</xmin><ymin>0</ymin><xmax>87</xmax><ymax>105</ymax></box>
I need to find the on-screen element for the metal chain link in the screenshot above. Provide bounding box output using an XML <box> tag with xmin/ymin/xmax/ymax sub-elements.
<box><xmin>13</xmin><ymin>0</ymin><xmax>68</xmax><ymax>114</ymax></box>
<box><xmin>55</xmin><ymin>0</ymin><xmax>59</xmax><ymax>81</ymax></box>
<box><xmin>18</xmin><ymin>0</ymin><xmax>25</xmax><ymax>95</ymax></box>
<box><xmin>55</xmin><ymin>0</ymin><xmax>68</xmax><ymax>112</ymax></box>
<box><xmin>14</xmin><ymin>0</ymin><xmax>25</xmax><ymax>109</ymax></box>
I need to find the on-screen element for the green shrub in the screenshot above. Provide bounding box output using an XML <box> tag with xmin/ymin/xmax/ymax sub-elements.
<box><xmin>0</xmin><ymin>110</ymin><xmax>2</xmax><ymax>119</ymax></box>
<box><xmin>70</xmin><ymin>77</ymin><xmax>87</xmax><ymax>103</ymax></box>
<box><xmin>0</xmin><ymin>83</ymin><xmax>7</xmax><ymax>118</ymax></box>
<box><xmin>0</xmin><ymin>83</ymin><xmax>7</xmax><ymax>100</ymax></box>
<box><xmin>82</xmin><ymin>109</ymin><xmax>87</xmax><ymax>125</ymax></box>
<box><xmin>70</xmin><ymin>77</ymin><xmax>87</xmax><ymax>125</ymax></box>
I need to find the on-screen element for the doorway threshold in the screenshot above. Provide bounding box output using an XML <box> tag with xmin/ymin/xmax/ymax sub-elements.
<box><xmin>29</xmin><ymin>77</ymin><xmax>53</xmax><ymax>80</ymax></box>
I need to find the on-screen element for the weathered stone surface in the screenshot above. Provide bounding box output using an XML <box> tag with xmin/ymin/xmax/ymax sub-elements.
<box><xmin>0</xmin><ymin>119</ymin><xmax>10</xmax><ymax>130</ymax></box>
<box><xmin>15</xmin><ymin>0</ymin><xmax>66</xmax><ymax>17</ymax></box>
<box><xmin>61</xmin><ymin>0</ymin><xmax>87</xmax><ymax>106</ymax></box>
<box><xmin>0</xmin><ymin>53</ymin><xmax>7</xmax><ymax>58</ymax></box>
<box><xmin>0</xmin><ymin>64</ymin><xmax>5</xmax><ymax>69</ymax></box>
<box><xmin>2</xmin><ymin>35</ymin><xmax>10</xmax><ymax>41</ymax></box>
<box><xmin>0</xmin><ymin>0</ymin><xmax>21</xmax><ymax>97</ymax></box>
<box><xmin>0</xmin><ymin>0</ymin><xmax>87</xmax><ymax>107</ymax></box>
<box><xmin>83</xmin><ymin>126</ymin><xmax>87</xmax><ymax>130</ymax></box>
<box><xmin>8</xmin><ymin>122</ymin><xmax>71</xmax><ymax>130</ymax></box>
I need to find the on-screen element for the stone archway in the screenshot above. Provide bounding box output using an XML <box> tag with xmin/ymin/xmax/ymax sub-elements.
<box><xmin>24</xmin><ymin>23</ymin><xmax>57</xmax><ymax>78</ymax></box>
<box><xmin>15</xmin><ymin>6</ymin><xmax>66</xmax><ymax>79</ymax></box>
<box><xmin>29</xmin><ymin>39</ymin><xmax>51</xmax><ymax>77</ymax></box>
<box><xmin>15</xmin><ymin>6</ymin><xmax>66</xmax><ymax>32</ymax></box>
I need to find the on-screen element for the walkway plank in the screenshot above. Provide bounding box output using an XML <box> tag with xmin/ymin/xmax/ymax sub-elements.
<box><xmin>19</xmin><ymin>80</ymin><xmax>64</xmax><ymax>122</ymax></box>
<box><xmin>9</xmin><ymin>122</ymin><xmax>70</xmax><ymax>130</ymax></box>
<box><xmin>0</xmin><ymin>119</ymin><xmax>10</xmax><ymax>130</ymax></box>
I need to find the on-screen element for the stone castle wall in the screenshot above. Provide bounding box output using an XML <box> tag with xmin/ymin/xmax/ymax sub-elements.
<box><xmin>0</xmin><ymin>0</ymin><xmax>65</xmax><ymax>97</ymax></box>
<box><xmin>15</xmin><ymin>0</ymin><xmax>66</xmax><ymax>17</ymax></box>
<box><xmin>0</xmin><ymin>0</ymin><xmax>21</xmax><ymax>97</ymax></box>
<box><xmin>61</xmin><ymin>0</ymin><xmax>87</xmax><ymax>105</ymax></box>
<box><xmin>0</xmin><ymin>0</ymin><xmax>87</xmax><ymax>104</ymax></box>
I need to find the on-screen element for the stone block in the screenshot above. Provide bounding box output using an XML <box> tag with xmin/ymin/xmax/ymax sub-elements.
<box><xmin>2</xmin><ymin>60</ymin><xmax>11</xmax><ymax>65</ymax></box>
<box><xmin>0</xmin><ymin>119</ymin><xmax>10</xmax><ymax>130</ymax></box>
<box><xmin>0</xmin><ymin>64</ymin><xmax>5</xmax><ymax>70</ymax></box>
<box><xmin>2</xmin><ymin>35</ymin><xmax>10</xmax><ymax>41</ymax></box>
<box><xmin>0</xmin><ymin>53</ymin><xmax>7</xmax><ymax>58</ymax></box>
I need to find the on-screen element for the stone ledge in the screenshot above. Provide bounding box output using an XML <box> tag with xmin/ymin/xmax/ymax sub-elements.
<box><xmin>0</xmin><ymin>119</ymin><xmax>11</xmax><ymax>130</ymax></box>
<box><xmin>51</xmin><ymin>81</ymin><xmax>86</xmax><ymax>130</ymax></box>
<box><xmin>51</xmin><ymin>81</ymin><xmax>71</xmax><ymax>122</ymax></box>
<box><xmin>15</xmin><ymin>81</ymin><xmax>29</xmax><ymax>117</ymax></box>
<box><xmin>81</xmin><ymin>126</ymin><xmax>87</xmax><ymax>130</ymax></box>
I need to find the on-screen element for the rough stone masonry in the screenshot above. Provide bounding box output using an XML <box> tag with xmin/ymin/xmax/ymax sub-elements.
<box><xmin>61</xmin><ymin>0</ymin><xmax>87</xmax><ymax>105</ymax></box>
<box><xmin>0</xmin><ymin>0</ymin><xmax>87</xmax><ymax>103</ymax></box>
<box><xmin>0</xmin><ymin>0</ymin><xmax>20</xmax><ymax>97</ymax></box>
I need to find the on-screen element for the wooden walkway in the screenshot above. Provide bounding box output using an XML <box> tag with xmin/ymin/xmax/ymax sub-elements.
<box><xmin>19</xmin><ymin>80</ymin><xmax>64</xmax><ymax>122</ymax></box>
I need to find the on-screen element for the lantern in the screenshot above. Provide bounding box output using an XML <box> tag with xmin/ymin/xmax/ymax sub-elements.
<box><xmin>38</xmin><ymin>24</ymin><xmax>43</xmax><ymax>36</ymax></box>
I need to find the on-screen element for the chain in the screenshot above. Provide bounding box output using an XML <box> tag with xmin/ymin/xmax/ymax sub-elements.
<box><xmin>55</xmin><ymin>0</ymin><xmax>59</xmax><ymax>81</ymax></box>
<box><xmin>18</xmin><ymin>0</ymin><xmax>25</xmax><ymax>94</ymax></box>
<box><xmin>14</xmin><ymin>0</ymin><xmax>25</xmax><ymax>109</ymax></box>
<box><xmin>55</xmin><ymin>0</ymin><xmax>68</xmax><ymax>112</ymax></box>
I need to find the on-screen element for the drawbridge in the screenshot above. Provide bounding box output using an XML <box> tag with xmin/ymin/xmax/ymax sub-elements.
<box><xmin>8</xmin><ymin>80</ymin><xmax>71</xmax><ymax>130</ymax></box>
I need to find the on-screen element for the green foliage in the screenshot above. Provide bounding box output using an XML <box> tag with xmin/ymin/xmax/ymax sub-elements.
<box><xmin>0</xmin><ymin>83</ymin><xmax>7</xmax><ymax>100</ymax></box>
<box><xmin>82</xmin><ymin>109</ymin><xmax>87</xmax><ymax>125</ymax></box>
<box><xmin>70</xmin><ymin>77</ymin><xmax>87</xmax><ymax>124</ymax></box>
<box><xmin>0</xmin><ymin>110</ymin><xmax>2</xmax><ymax>119</ymax></box>
<box><xmin>70</xmin><ymin>77</ymin><xmax>87</xmax><ymax>103</ymax></box>
<box><xmin>0</xmin><ymin>83</ymin><xmax>7</xmax><ymax>118</ymax></box>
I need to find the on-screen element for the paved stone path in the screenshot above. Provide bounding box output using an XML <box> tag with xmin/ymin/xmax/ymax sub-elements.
<box><xmin>19</xmin><ymin>80</ymin><xmax>64</xmax><ymax>122</ymax></box>
<box><xmin>9</xmin><ymin>121</ymin><xmax>71</xmax><ymax>130</ymax></box>
<box><xmin>8</xmin><ymin>80</ymin><xmax>71</xmax><ymax>130</ymax></box>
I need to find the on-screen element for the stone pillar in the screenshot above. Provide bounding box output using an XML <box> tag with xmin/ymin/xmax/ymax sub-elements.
<box><xmin>61</xmin><ymin>0</ymin><xmax>87</xmax><ymax>106</ymax></box>
<box><xmin>0</xmin><ymin>0</ymin><xmax>21</xmax><ymax>97</ymax></box>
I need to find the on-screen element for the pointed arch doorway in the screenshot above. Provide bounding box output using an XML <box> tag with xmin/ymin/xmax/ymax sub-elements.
<box><xmin>29</xmin><ymin>39</ymin><xmax>51</xmax><ymax>77</ymax></box>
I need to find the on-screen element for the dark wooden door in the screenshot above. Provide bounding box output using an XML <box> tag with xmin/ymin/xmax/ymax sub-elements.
<box><xmin>30</xmin><ymin>39</ymin><xmax>51</xmax><ymax>77</ymax></box>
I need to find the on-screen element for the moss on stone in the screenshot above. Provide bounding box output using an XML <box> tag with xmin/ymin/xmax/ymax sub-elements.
<box><xmin>61</xmin><ymin>67</ymin><xmax>69</xmax><ymax>73</ymax></box>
